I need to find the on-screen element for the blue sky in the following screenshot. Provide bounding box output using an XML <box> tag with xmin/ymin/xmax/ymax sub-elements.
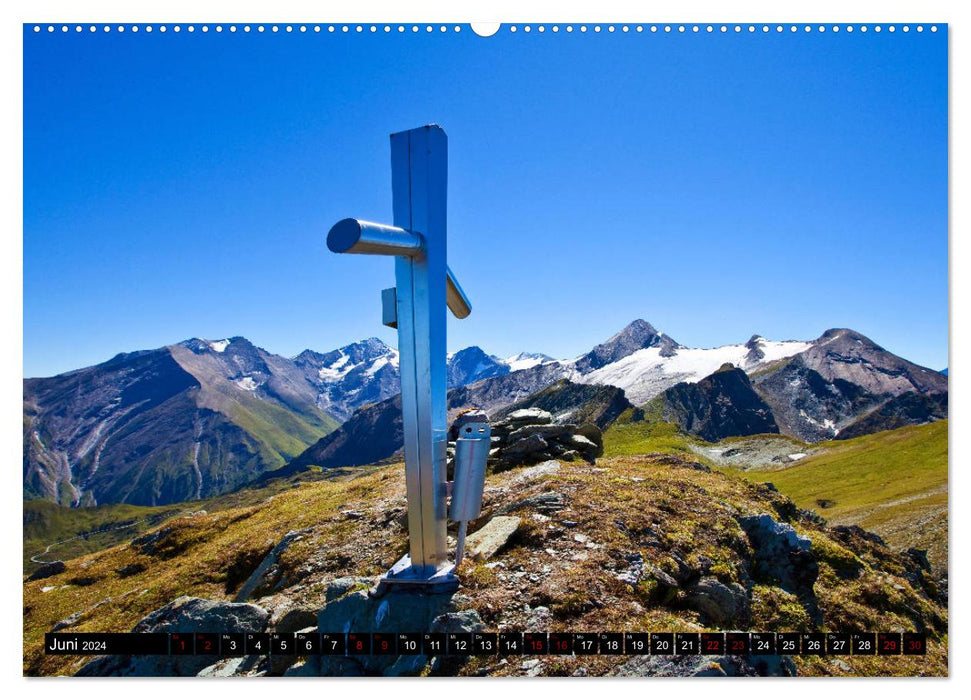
<box><xmin>23</xmin><ymin>25</ymin><xmax>948</xmax><ymax>377</ymax></box>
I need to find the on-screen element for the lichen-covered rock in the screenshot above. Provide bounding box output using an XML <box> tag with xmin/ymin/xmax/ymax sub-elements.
<box><xmin>685</xmin><ymin>577</ymin><xmax>750</xmax><ymax>625</ymax></box>
<box><xmin>739</xmin><ymin>514</ymin><xmax>818</xmax><ymax>595</ymax></box>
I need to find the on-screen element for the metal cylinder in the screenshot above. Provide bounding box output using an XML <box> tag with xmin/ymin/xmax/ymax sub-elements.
<box><xmin>327</xmin><ymin>218</ymin><xmax>424</xmax><ymax>256</ymax></box>
<box><xmin>446</xmin><ymin>266</ymin><xmax>472</xmax><ymax>319</ymax></box>
<box><xmin>450</xmin><ymin>420</ymin><xmax>491</xmax><ymax>522</ymax></box>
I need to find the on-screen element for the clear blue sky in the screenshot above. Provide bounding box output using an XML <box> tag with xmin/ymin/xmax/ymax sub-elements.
<box><xmin>24</xmin><ymin>25</ymin><xmax>948</xmax><ymax>378</ymax></box>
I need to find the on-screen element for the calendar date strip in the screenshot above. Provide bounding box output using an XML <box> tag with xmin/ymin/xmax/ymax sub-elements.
<box><xmin>45</xmin><ymin>631</ymin><xmax>927</xmax><ymax>656</ymax></box>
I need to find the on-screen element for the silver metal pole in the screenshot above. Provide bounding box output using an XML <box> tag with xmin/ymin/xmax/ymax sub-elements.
<box><xmin>391</xmin><ymin>125</ymin><xmax>450</xmax><ymax>575</ymax></box>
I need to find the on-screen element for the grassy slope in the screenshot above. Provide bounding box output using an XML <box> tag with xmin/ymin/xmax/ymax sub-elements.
<box><xmin>22</xmin><ymin>466</ymin><xmax>373</xmax><ymax>575</ymax></box>
<box><xmin>602</xmin><ymin>407</ymin><xmax>704</xmax><ymax>459</ymax></box>
<box><xmin>603</xmin><ymin>415</ymin><xmax>948</xmax><ymax>572</ymax></box>
<box><xmin>24</xmin><ymin>455</ymin><xmax>947</xmax><ymax>677</ymax></box>
<box><xmin>24</xmin><ymin>501</ymin><xmax>184</xmax><ymax>572</ymax></box>
<box><xmin>736</xmin><ymin>421</ymin><xmax>948</xmax><ymax>572</ymax></box>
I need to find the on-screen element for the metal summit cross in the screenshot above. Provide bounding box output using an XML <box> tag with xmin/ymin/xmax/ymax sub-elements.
<box><xmin>326</xmin><ymin>125</ymin><xmax>474</xmax><ymax>593</ymax></box>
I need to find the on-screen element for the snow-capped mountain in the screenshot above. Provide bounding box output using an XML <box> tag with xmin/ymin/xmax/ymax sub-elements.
<box><xmin>293</xmin><ymin>338</ymin><xmax>401</xmax><ymax>423</ymax></box>
<box><xmin>446</xmin><ymin>347</ymin><xmax>509</xmax><ymax>388</ymax></box>
<box><xmin>571</xmin><ymin>333</ymin><xmax>812</xmax><ymax>405</ymax></box>
<box><xmin>504</xmin><ymin>351</ymin><xmax>556</xmax><ymax>372</ymax></box>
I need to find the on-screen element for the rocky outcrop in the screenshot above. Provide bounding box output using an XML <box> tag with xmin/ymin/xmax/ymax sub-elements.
<box><xmin>660</xmin><ymin>365</ymin><xmax>779</xmax><ymax>441</ymax></box>
<box><xmin>234</xmin><ymin>529</ymin><xmax>309</xmax><ymax>602</ymax></box>
<box><xmin>300</xmin><ymin>583</ymin><xmax>483</xmax><ymax>676</ymax></box>
<box><xmin>492</xmin><ymin>379</ymin><xmax>632</xmax><ymax>430</ymax></box>
<box><xmin>739</xmin><ymin>514</ymin><xmax>819</xmax><ymax>602</ymax></box>
<box><xmin>836</xmin><ymin>391</ymin><xmax>948</xmax><ymax>440</ymax></box>
<box><xmin>77</xmin><ymin>597</ymin><xmax>269</xmax><ymax>677</ymax></box>
<box><xmin>486</xmin><ymin>409</ymin><xmax>602</xmax><ymax>469</ymax></box>
<box><xmin>685</xmin><ymin>577</ymin><xmax>750</xmax><ymax>625</ymax></box>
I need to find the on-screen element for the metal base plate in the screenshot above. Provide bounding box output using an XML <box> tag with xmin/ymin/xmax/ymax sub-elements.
<box><xmin>373</xmin><ymin>555</ymin><xmax>458</xmax><ymax>596</ymax></box>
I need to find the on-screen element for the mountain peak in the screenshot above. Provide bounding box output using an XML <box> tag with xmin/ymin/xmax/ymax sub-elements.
<box><xmin>575</xmin><ymin>319</ymin><xmax>680</xmax><ymax>373</ymax></box>
<box><xmin>178</xmin><ymin>336</ymin><xmax>254</xmax><ymax>355</ymax></box>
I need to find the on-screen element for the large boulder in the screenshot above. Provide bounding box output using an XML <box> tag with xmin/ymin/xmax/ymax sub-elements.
<box><xmin>739</xmin><ymin>514</ymin><xmax>818</xmax><ymax>595</ymax></box>
<box><xmin>312</xmin><ymin>583</ymin><xmax>482</xmax><ymax>676</ymax></box>
<box><xmin>76</xmin><ymin>597</ymin><xmax>269</xmax><ymax>677</ymax></box>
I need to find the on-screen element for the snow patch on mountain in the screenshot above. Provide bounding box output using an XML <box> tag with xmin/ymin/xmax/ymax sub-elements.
<box><xmin>574</xmin><ymin>339</ymin><xmax>811</xmax><ymax>405</ymax></box>
<box><xmin>504</xmin><ymin>352</ymin><xmax>556</xmax><ymax>372</ymax></box>
<box><xmin>236</xmin><ymin>377</ymin><xmax>260</xmax><ymax>391</ymax></box>
<box><xmin>209</xmin><ymin>339</ymin><xmax>230</xmax><ymax>353</ymax></box>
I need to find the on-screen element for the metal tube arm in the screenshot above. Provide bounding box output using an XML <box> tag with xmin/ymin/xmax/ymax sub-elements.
<box><xmin>327</xmin><ymin>218</ymin><xmax>472</xmax><ymax>318</ymax></box>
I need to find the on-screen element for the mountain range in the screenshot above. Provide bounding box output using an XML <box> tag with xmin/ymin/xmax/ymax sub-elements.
<box><xmin>23</xmin><ymin>321</ymin><xmax>947</xmax><ymax>507</ymax></box>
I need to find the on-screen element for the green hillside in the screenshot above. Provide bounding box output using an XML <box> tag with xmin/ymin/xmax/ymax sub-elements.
<box><xmin>24</xmin><ymin>501</ymin><xmax>184</xmax><ymax>572</ymax></box>
<box><xmin>737</xmin><ymin>421</ymin><xmax>948</xmax><ymax>572</ymax></box>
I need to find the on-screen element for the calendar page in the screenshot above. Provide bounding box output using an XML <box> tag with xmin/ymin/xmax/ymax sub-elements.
<box><xmin>21</xmin><ymin>8</ymin><xmax>949</xmax><ymax>682</ymax></box>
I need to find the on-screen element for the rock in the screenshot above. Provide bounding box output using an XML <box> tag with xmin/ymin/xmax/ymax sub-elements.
<box><xmin>574</xmin><ymin>422</ymin><xmax>604</xmax><ymax>449</ymax></box>
<box><xmin>115</xmin><ymin>563</ymin><xmax>146</xmax><ymax>578</ymax></box>
<box><xmin>465</xmin><ymin>516</ymin><xmax>521</xmax><ymax>561</ymax></box>
<box><xmin>132</xmin><ymin>596</ymin><xmax>269</xmax><ymax>634</ymax></box>
<box><xmin>502</xmin><ymin>492</ymin><xmax>567</xmax><ymax>515</ymax></box>
<box><xmin>509</xmin><ymin>460</ymin><xmax>561</xmax><ymax>485</ymax></box>
<box><xmin>198</xmin><ymin>656</ymin><xmax>264</xmax><ymax>677</ymax></box>
<box><xmin>52</xmin><ymin>596</ymin><xmax>113</xmax><ymax>631</ymax></box>
<box><xmin>739</xmin><ymin>514</ymin><xmax>819</xmax><ymax>597</ymax></box>
<box><xmin>273</xmin><ymin>607</ymin><xmax>318</xmax><ymax>633</ymax></box>
<box><xmin>325</xmin><ymin>576</ymin><xmax>374</xmax><ymax>601</ymax></box>
<box><xmin>526</xmin><ymin>606</ymin><xmax>552</xmax><ymax>628</ymax></box>
<box><xmin>507</xmin><ymin>423</ymin><xmax>572</xmax><ymax>442</ymax></box>
<box><xmin>77</xmin><ymin>597</ymin><xmax>269</xmax><ymax>676</ymax></box>
<box><xmin>506</xmin><ymin>408</ymin><xmax>553</xmax><ymax>424</ymax></box>
<box><xmin>314</xmin><ymin>584</ymin><xmax>468</xmax><ymax>676</ymax></box>
<box><xmin>130</xmin><ymin>528</ymin><xmax>170</xmax><ymax>556</ymax></box>
<box><xmin>430</xmin><ymin>609</ymin><xmax>484</xmax><ymax>634</ymax></box>
<box><xmin>234</xmin><ymin>530</ymin><xmax>309</xmax><ymax>602</ymax></box>
<box><xmin>685</xmin><ymin>577</ymin><xmax>750</xmax><ymax>625</ymax></box>
<box><xmin>504</xmin><ymin>433</ymin><xmax>548</xmax><ymax>457</ymax></box>
<box><xmin>647</xmin><ymin>565</ymin><xmax>680</xmax><ymax>591</ymax></box>
<box><xmin>566</xmin><ymin>433</ymin><xmax>600</xmax><ymax>461</ymax></box>
<box><xmin>27</xmin><ymin>561</ymin><xmax>66</xmax><ymax>581</ymax></box>
<box><xmin>610</xmin><ymin>653</ymin><xmax>794</xmax><ymax>677</ymax></box>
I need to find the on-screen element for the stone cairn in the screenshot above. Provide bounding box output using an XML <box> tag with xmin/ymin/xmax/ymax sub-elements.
<box><xmin>449</xmin><ymin>407</ymin><xmax>603</xmax><ymax>472</ymax></box>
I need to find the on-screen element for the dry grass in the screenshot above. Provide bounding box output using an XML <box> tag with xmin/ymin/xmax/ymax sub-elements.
<box><xmin>24</xmin><ymin>453</ymin><xmax>947</xmax><ymax>677</ymax></box>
